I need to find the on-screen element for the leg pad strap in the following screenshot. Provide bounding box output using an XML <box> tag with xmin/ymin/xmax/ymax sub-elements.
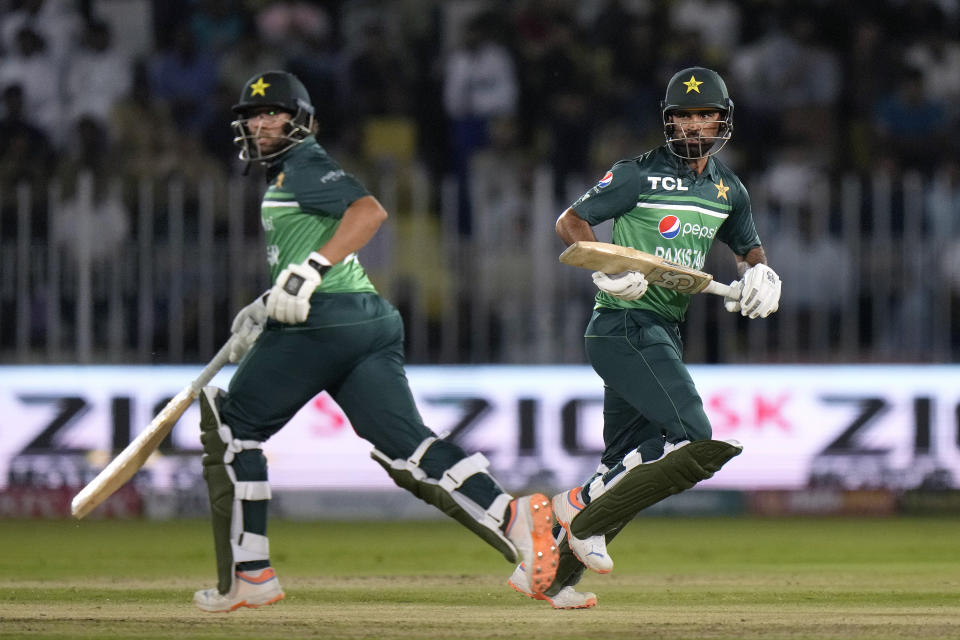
<box><xmin>371</xmin><ymin>444</ymin><xmax>518</xmax><ymax>563</ymax></box>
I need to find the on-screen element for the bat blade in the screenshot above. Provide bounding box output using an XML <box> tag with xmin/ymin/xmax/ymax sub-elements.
<box><xmin>70</xmin><ymin>388</ymin><xmax>196</xmax><ymax>519</ymax></box>
<box><xmin>559</xmin><ymin>241</ymin><xmax>735</xmax><ymax>297</ymax></box>
<box><xmin>70</xmin><ymin>339</ymin><xmax>234</xmax><ymax>519</ymax></box>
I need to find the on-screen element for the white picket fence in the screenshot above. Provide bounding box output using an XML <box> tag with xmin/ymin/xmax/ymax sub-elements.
<box><xmin>1</xmin><ymin>163</ymin><xmax>957</xmax><ymax>364</ymax></box>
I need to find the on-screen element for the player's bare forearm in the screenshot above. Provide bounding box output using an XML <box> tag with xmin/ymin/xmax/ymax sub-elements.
<box><xmin>556</xmin><ymin>208</ymin><xmax>596</xmax><ymax>246</ymax></box>
<box><xmin>317</xmin><ymin>195</ymin><xmax>387</xmax><ymax>263</ymax></box>
<box><xmin>734</xmin><ymin>246</ymin><xmax>768</xmax><ymax>277</ymax></box>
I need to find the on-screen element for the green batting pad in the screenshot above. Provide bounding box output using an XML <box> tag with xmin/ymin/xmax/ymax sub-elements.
<box><xmin>570</xmin><ymin>440</ymin><xmax>742</xmax><ymax>539</ymax></box>
<box><xmin>199</xmin><ymin>389</ymin><xmax>236</xmax><ymax>595</ymax></box>
<box><xmin>371</xmin><ymin>452</ymin><xmax>518</xmax><ymax>563</ymax></box>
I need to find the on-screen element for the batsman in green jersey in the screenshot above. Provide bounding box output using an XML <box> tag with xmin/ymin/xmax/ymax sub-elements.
<box><xmin>192</xmin><ymin>71</ymin><xmax>559</xmax><ymax>612</ymax></box>
<box><xmin>508</xmin><ymin>67</ymin><xmax>782</xmax><ymax>609</ymax></box>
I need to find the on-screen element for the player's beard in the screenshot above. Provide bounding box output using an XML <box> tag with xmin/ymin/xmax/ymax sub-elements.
<box><xmin>671</xmin><ymin>136</ymin><xmax>716</xmax><ymax>159</ymax></box>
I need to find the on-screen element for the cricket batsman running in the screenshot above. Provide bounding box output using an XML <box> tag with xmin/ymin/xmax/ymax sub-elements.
<box><xmin>192</xmin><ymin>70</ymin><xmax>558</xmax><ymax>612</ymax></box>
<box><xmin>507</xmin><ymin>67</ymin><xmax>782</xmax><ymax>609</ymax></box>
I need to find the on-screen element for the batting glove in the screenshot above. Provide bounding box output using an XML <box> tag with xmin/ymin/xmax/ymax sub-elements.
<box><xmin>228</xmin><ymin>292</ymin><xmax>269</xmax><ymax>362</ymax></box>
<box><xmin>266</xmin><ymin>251</ymin><xmax>332</xmax><ymax>324</ymax></box>
<box><xmin>724</xmin><ymin>263</ymin><xmax>781</xmax><ymax>319</ymax></box>
<box><xmin>592</xmin><ymin>270</ymin><xmax>648</xmax><ymax>301</ymax></box>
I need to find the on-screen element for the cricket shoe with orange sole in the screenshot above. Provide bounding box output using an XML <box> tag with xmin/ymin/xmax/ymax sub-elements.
<box><xmin>552</xmin><ymin>487</ymin><xmax>613</xmax><ymax>574</ymax></box>
<box><xmin>194</xmin><ymin>566</ymin><xmax>285</xmax><ymax>612</ymax></box>
<box><xmin>502</xmin><ymin>494</ymin><xmax>558</xmax><ymax>596</ymax></box>
<box><xmin>508</xmin><ymin>563</ymin><xmax>598</xmax><ymax>609</ymax></box>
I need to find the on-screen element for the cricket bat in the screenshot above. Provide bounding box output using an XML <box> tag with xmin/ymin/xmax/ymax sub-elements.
<box><xmin>559</xmin><ymin>241</ymin><xmax>738</xmax><ymax>298</ymax></box>
<box><xmin>70</xmin><ymin>338</ymin><xmax>235</xmax><ymax>519</ymax></box>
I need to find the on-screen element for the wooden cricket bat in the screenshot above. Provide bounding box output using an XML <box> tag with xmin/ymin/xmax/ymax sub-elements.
<box><xmin>559</xmin><ymin>241</ymin><xmax>737</xmax><ymax>298</ymax></box>
<box><xmin>70</xmin><ymin>338</ymin><xmax>235</xmax><ymax>520</ymax></box>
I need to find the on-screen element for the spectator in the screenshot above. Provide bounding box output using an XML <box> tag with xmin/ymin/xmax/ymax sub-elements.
<box><xmin>0</xmin><ymin>0</ymin><xmax>81</xmax><ymax>66</ymax></box>
<box><xmin>216</xmin><ymin>29</ymin><xmax>284</xmax><ymax>98</ymax></box>
<box><xmin>668</xmin><ymin>0</ymin><xmax>741</xmax><ymax>66</ymax></box>
<box><xmin>873</xmin><ymin>66</ymin><xmax>949</xmax><ymax>173</ymax></box>
<box><xmin>254</xmin><ymin>0</ymin><xmax>331</xmax><ymax>60</ymax></box>
<box><xmin>53</xmin><ymin>117</ymin><xmax>130</xmax><ymax>266</ymax></box>
<box><xmin>526</xmin><ymin>14</ymin><xmax>595</xmax><ymax>200</ymax></box>
<box><xmin>729</xmin><ymin>9</ymin><xmax>841</xmax><ymax>169</ymax></box>
<box><xmin>347</xmin><ymin>21</ymin><xmax>413</xmax><ymax>120</ymax></box>
<box><xmin>904</xmin><ymin>25</ymin><xmax>960</xmax><ymax>108</ymax></box>
<box><xmin>442</xmin><ymin>11</ymin><xmax>518</xmax><ymax>234</ymax></box>
<box><xmin>64</xmin><ymin>20</ymin><xmax>132</xmax><ymax>130</ymax></box>
<box><xmin>110</xmin><ymin>62</ymin><xmax>178</xmax><ymax>181</ymax></box>
<box><xmin>189</xmin><ymin>0</ymin><xmax>248</xmax><ymax>55</ymax></box>
<box><xmin>148</xmin><ymin>23</ymin><xmax>218</xmax><ymax>134</ymax></box>
<box><xmin>0</xmin><ymin>27</ymin><xmax>62</xmax><ymax>145</ymax></box>
<box><xmin>0</xmin><ymin>83</ymin><xmax>55</xmax><ymax>193</ymax></box>
<box><xmin>839</xmin><ymin>18</ymin><xmax>899</xmax><ymax>170</ymax></box>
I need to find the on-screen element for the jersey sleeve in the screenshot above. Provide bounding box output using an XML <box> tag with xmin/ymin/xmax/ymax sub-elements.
<box><xmin>569</xmin><ymin>161</ymin><xmax>641</xmax><ymax>225</ymax></box>
<box><xmin>288</xmin><ymin>156</ymin><xmax>370</xmax><ymax>218</ymax></box>
<box><xmin>715</xmin><ymin>178</ymin><xmax>762</xmax><ymax>256</ymax></box>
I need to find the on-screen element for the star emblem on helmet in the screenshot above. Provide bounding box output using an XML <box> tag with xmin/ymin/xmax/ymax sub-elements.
<box><xmin>250</xmin><ymin>76</ymin><xmax>270</xmax><ymax>97</ymax></box>
<box><xmin>683</xmin><ymin>75</ymin><xmax>703</xmax><ymax>93</ymax></box>
<box><xmin>714</xmin><ymin>178</ymin><xmax>729</xmax><ymax>200</ymax></box>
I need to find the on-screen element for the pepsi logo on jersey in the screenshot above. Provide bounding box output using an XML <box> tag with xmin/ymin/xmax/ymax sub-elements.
<box><xmin>658</xmin><ymin>215</ymin><xmax>681</xmax><ymax>239</ymax></box>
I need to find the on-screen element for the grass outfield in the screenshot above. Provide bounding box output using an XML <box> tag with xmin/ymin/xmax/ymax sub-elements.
<box><xmin>1</xmin><ymin>517</ymin><xmax>958</xmax><ymax>639</ymax></box>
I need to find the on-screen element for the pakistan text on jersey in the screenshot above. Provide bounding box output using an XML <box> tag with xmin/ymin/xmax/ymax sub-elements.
<box><xmin>654</xmin><ymin>247</ymin><xmax>705</xmax><ymax>270</ymax></box>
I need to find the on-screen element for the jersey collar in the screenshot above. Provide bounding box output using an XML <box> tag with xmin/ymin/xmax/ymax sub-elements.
<box><xmin>264</xmin><ymin>136</ymin><xmax>320</xmax><ymax>181</ymax></box>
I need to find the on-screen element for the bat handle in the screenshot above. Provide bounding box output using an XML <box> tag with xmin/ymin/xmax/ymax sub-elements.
<box><xmin>703</xmin><ymin>280</ymin><xmax>740</xmax><ymax>298</ymax></box>
<box><xmin>188</xmin><ymin>338</ymin><xmax>235</xmax><ymax>394</ymax></box>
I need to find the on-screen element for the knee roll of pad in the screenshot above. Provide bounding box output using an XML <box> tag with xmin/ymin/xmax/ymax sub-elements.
<box><xmin>199</xmin><ymin>386</ymin><xmax>272</xmax><ymax>594</ymax></box>
<box><xmin>371</xmin><ymin>437</ymin><xmax>517</xmax><ymax>562</ymax></box>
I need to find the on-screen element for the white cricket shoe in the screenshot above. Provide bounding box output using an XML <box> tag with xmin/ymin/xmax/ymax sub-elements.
<box><xmin>194</xmin><ymin>567</ymin><xmax>285</xmax><ymax>613</ymax></box>
<box><xmin>552</xmin><ymin>487</ymin><xmax>613</xmax><ymax>574</ymax></box>
<box><xmin>503</xmin><ymin>493</ymin><xmax>558</xmax><ymax>596</ymax></box>
<box><xmin>508</xmin><ymin>564</ymin><xmax>598</xmax><ymax>609</ymax></box>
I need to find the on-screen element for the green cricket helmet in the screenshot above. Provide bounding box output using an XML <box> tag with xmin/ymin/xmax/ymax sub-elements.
<box><xmin>231</xmin><ymin>70</ymin><xmax>316</xmax><ymax>162</ymax></box>
<box><xmin>660</xmin><ymin>67</ymin><xmax>734</xmax><ymax>159</ymax></box>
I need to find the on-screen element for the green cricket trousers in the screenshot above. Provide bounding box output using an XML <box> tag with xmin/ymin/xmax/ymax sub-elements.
<box><xmin>221</xmin><ymin>292</ymin><xmax>489</xmax><ymax>482</ymax></box>
<box><xmin>584</xmin><ymin>307</ymin><xmax>713</xmax><ymax>470</ymax></box>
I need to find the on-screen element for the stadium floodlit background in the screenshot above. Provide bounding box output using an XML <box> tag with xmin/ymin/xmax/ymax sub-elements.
<box><xmin>1</xmin><ymin>0</ymin><xmax>959</xmax><ymax>520</ymax></box>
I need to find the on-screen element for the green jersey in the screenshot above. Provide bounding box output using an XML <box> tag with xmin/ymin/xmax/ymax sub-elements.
<box><xmin>571</xmin><ymin>146</ymin><xmax>760</xmax><ymax>323</ymax></box>
<box><xmin>261</xmin><ymin>138</ymin><xmax>377</xmax><ymax>294</ymax></box>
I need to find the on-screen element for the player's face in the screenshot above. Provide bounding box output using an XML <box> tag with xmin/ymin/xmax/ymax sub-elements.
<box><xmin>669</xmin><ymin>110</ymin><xmax>720</xmax><ymax>144</ymax></box>
<box><xmin>666</xmin><ymin>109</ymin><xmax>723</xmax><ymax>158</ymax></box>
<box><xmin>243</xmin><ymin>108</ymin><xmax>294</xmax><ymax>155</ymax></box>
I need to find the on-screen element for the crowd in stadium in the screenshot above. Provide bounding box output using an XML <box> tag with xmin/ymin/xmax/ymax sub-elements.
<box><xmin>1</xmin><ymin>0</ymin><xmax>959</xmax><ymax>365</ymax></box>
<box><xmin>1</xmin><ymin>0</ymin><xmax>958</xmax><ymax>203</ymax></box>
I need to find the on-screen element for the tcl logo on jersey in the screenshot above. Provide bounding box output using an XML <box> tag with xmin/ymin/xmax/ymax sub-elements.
<box><xmin>658</xmin><ymin>216</ymin><xmax>681</xmax><ymax>239</ymax></box>
<box><xmin>657</xmin><ymin>215</ymin><xmax>718</xmax><ymax>240</ymax></box>
<box><xmin>647</xmin><ymin>177</ymin><xmax>688</xmax><ymax>191</ymax></box>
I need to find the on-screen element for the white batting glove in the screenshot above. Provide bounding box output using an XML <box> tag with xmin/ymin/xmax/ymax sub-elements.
<box><xmin>228</xmin><ymin>292</ymin><xmax>269</xmax><ymax>362</ymax></box>
<box><xmin>266</xmin><ymin>251</ymin><xmax>332</xmax><ymax>324</ymax></box>
<box><xmin>592</xmin><ymin>270</ymin><xmax>648</xmax><ymax>301</ymax></box>
<box><xmin>724</xmin><ymin>263</ymin><xmax>781</xmax><ymax>319</ymax></box>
